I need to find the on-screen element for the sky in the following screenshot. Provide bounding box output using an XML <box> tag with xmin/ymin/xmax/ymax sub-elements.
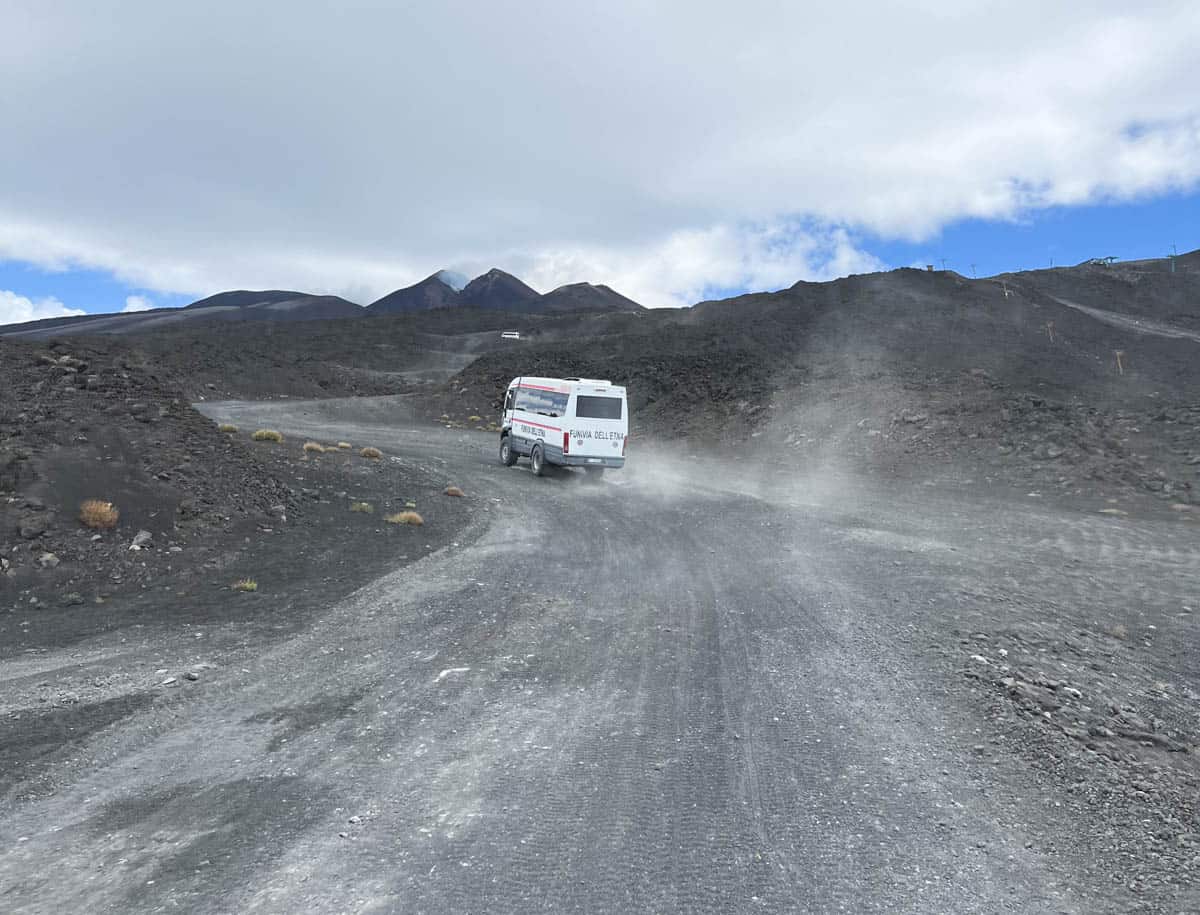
<box><xmin>1</xmin><ymin>1</ymin><xmax>1198</xmax><ymax>324</ymax></box>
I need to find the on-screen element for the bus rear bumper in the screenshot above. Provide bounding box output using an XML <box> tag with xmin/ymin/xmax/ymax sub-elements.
<box><xmin>553</xmin><ymin>455</ymin><xmax>625</xmax><ymax>469</ymax></box>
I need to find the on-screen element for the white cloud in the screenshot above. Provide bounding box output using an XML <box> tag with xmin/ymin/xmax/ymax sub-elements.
<box><xmin>0</xmin><ymin>2</ymin><xmax>1197</xmax><ymax>307</ymax></box>
<box><xmin>122</xmin><ymin>294</ymin><xmax>153</xmax><ymax>312</ymax></box>
<box><xmin>0</xmin><ymin>289</ymin><xmax>86</xmax><ymax>325</ymax></box>
<box><xmin>519</xmin><ymin>223</ymin><xmax>885</xmax><ymax>308</ymax></box>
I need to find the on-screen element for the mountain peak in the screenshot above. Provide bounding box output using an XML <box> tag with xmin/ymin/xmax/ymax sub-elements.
<box><xmin>540</xmin><ymin>282</ymin><xmax>645</xmax><ymax>314</ymax></box>
<box><xmin>458</xmin><ymin>269</ymin><xmax>541</xmax><ymax>310</ymax></box>
<box><xmin>366</xmin><ymin>268</ymin><xmax>644</xmax><ymax>315</ymax></box>
<box><xmin>367</xmin><ymin>272</ymin><xmax>463</xmax><ymax>314</ymax></box>
<box><xmin>434</xmin><ymin>269</ymin><xmax>469</xmax><ymax>291</ymax></box>
<box><xmin>185</xmin><ymin>290</ymin><xmax>307</xmax><ymax>310</ymax></box>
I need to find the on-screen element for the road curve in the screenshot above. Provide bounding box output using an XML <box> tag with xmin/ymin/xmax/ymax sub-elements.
<box><xmin>5</xmin><ymin>397</ymin><xmax>1194</xmax><ymax>913</ymax></box>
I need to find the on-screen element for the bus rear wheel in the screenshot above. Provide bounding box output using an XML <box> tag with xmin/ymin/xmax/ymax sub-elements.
<box><xmin>530</xmin><ymin>445</ymin><xmax>545</xmax><ymax>477</ymax></box>
<box><xmin>500</xmin><ymin>437</ymin><xmax>518</xmax><ymax>467</ymax></box>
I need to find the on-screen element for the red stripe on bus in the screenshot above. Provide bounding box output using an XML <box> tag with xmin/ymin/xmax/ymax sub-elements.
<box><xmin>520</xmin><ymin>383</ymin><xmax>570</xmax><ymax>393</ymax></box>
<box><xmin>516</xmin><ymin>418</ymin><xmax>561</xmax><ymax>432</ymax></box>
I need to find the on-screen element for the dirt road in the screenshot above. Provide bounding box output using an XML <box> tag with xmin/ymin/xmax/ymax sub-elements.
<box><xmin>3</xmin><ymin>398</ymin><xmax>1197</xmax><ymax>913</ymax></box>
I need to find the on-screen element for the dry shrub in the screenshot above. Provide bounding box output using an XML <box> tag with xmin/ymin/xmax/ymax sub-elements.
<box><xmin>303</xmin><ymin>441</ymin><xmax>326</xmax><ymax>454</ymax></box>
<box><xmin>350</xmin><ymin>501</ymin><xmax>373</xmax><ymax>513</ymax></box>
<box><xmin>1108</xmin><ymin>623</ymin><xmax>1128</xmax><ymax>641</ymax></box>
<box><xmin>385</xmin><ymin>511</ymin><xmax>424</xmax><ymax>526</ymax></box>
<box><xmin>79</xmin><ymin>499</ymin><xmax>119</xmax><ymax>530</ymax></box>
<box><xmin>468</xmin><ymin>415</ymin><xmax>482</xmax><ymax>422</ymax></box>
<box><xmin>252</xmin><ymin>429</ymin><xmax>284</xmax><ymax>443</ymax></box>
<box><xmin>360</xmin><ymin>446</ymin><xmax>383</xmax><ymax>460</ymax></box>
<box><xmin>404</xmin><ymin>500</ymin><xmax>417</xmax><ymax>509</ymax></box>
<box><xmin>444</xmin><ymin>485</ymin><xmax>465</xmax><ymax>497</ymax></box>
<box><xmin>232</xmin><ymin>578</ymin><xmax>258</xmax><ymax>592</ymax></box>
<box><xmin>337</xmin><ymin>442</ymin><xmax>352</xmax><ymax>450</ymax></box>
<box><xmin>218</xmin><ymin>423</ymin><xmax>238</xmax><ymax>434</ymax></box>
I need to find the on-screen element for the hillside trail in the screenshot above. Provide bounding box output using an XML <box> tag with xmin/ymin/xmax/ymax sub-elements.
<box><xmin>1046</xmin><ymin>295</ymin><xmax>1200</xmax><ymax>343</ymax></box>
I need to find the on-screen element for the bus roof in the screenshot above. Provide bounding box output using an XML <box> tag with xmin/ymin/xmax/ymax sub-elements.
<box><xmin>509</xmin><ymin>376</ymin><xmax>624</xmax><ymax>394</ymax></box>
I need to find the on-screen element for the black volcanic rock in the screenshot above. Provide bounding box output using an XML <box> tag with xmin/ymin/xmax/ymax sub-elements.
<box><xmin>367</xmin><ymin>273</ymin><xmax>462</xmax><ymax>314</ymax></box>
<box><xmin>539</xmin><ymin>282</ymin><xmax>644</xmax><ymax>314</ymax></box>
<box><xmin>458</xmin><ymin>269</ymin><xmax>541</xmax><ymax>311</ymax></box>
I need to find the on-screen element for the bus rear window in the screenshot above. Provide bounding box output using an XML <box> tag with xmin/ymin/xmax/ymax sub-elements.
<box><xmin>575</xmin><ymin>395</ymin><xmax>623</xmax><ymax>419</ymax></box>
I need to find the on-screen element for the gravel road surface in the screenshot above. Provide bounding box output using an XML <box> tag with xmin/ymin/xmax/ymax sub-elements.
<box><xmin>3</xmin><ymin>397</ymin><xmax>1197</xmax><ymax>914</ymax></box>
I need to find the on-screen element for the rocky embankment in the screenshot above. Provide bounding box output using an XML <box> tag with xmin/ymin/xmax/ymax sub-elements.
<box><xmin>1</xmin><ymin>339</ymin><xmax>294</xmax><ymax>607</ymax></box>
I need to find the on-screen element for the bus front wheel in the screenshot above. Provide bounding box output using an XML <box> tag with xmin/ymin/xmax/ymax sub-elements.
<box><xmin>500</xmin><ymin>437</ymin><xmax>518</xmax><ymax>467</ymax></box>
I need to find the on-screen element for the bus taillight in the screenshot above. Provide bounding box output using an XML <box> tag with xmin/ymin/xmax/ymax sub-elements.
<box><xmin>563</xmin><ymin>431</ymin><xmax>570</xmax><ymax>455</ymax></box>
